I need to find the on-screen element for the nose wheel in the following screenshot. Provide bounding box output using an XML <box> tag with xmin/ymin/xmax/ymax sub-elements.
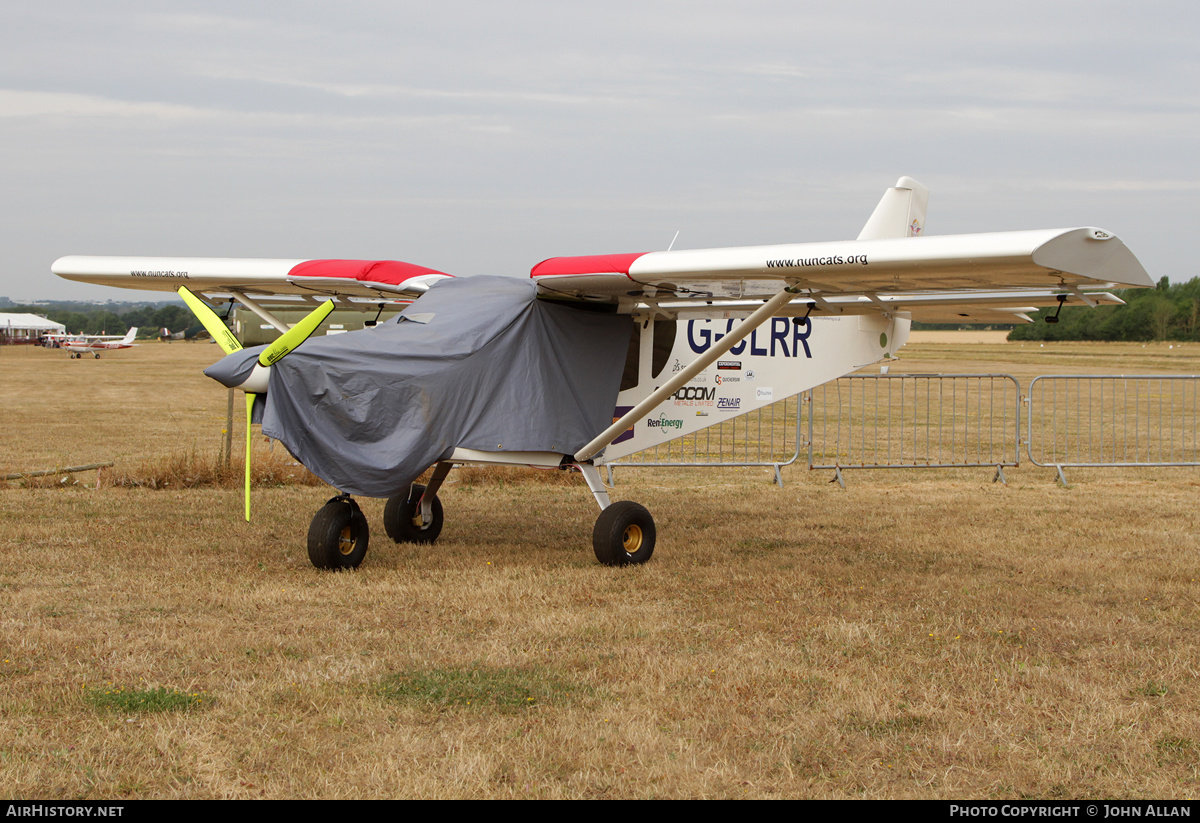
<box><xmin>307</xmin><ymin>496</ymin><xmax>369</xmax><ymax>569</ymax></box>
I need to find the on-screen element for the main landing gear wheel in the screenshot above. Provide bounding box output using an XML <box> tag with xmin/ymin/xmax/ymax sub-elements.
<box><xmin>307</xmin><ymin>497</ymin><xmax>369</xmax><ymax>570</ymax></box>
<box><xmin>383</xmin><ymin>483</ymin><xmax>444</xmax><ymax>544</ymax></box>
<box><xmin>592</xmin><ymin>501</ymin><xmax>655</xmax><ymax>567</ymax></box>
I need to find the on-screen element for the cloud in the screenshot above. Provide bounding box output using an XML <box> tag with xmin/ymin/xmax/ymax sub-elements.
<box><xmin>0</xmin><ymin>89</ymin><xmax>210</xmax><ymax>120</ymax></box>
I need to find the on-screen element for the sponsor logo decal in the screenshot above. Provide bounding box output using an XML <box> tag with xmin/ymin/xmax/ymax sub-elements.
<box><xmin>756</xmin><ymin>387</ymin><xmax>774</xmax><ymax>401</ymax></box>
<box><xmin>717</xmin><ymin>360</ymin><xmax>741</xmax><ymax>370</ymax></box>
<box><xmin>745</xmin><ymin>370</ymin><xmax>756</xmax><ymax>381</ymax></box>
<box><xmin>646</xmin><ymin>414</ymin><xmax>684</xmax><ymax>430</ymax></box>
<box><xmin>717</xmin><ymin>397</ymin><xmax>741</xmax><ymax>411</ymax></box>
<box><xmin>671</xmin><ymin>386</ymin><xmax>715</xmax><ymax>407</ymax></box>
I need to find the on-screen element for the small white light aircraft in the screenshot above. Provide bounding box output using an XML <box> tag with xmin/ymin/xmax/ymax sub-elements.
<box><xmin>52</xmin><ymin>178</ymin><xmax>1152</xmax><ymax>569</ymax></box>
<box><xmin>42</xmin><ymin>330</ymin><xmax>118</xmax><ymax>349</ymax></box>
<box><xmin>62</xmin><ymin>327</ymin><xmax>139</xmax><ymax>358</ymax></box>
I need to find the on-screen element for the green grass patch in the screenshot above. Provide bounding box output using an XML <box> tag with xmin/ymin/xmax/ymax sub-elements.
<box><xmin>1154</xmin><ymin>734</ymin><xmax>1197</xmax><ymax>765</ymax></box>
<box><xmin>84</xmin><ymin>685</ymin><xmax>209</xmax><ymax>713</ymax></box>
<box><xmin>379</xmin><ymin>664</ymin><xmax>577</xmax><ymax>713</ymax></box>
<box><xmin>843</xmin><ymin>712</ymin><xmax>931</xmax><ymax>738</ymax></box>
<box><xmin>1133</xmin><ymin>680</ymin><xmax>1170</xmax><ymax>698</ymax></box>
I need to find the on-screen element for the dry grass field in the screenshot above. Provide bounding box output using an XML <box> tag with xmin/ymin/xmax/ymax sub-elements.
<box><xmin>2</xmin><ymin>337</ymin><xmax>1199</xmax><ymax>799</ymax></box>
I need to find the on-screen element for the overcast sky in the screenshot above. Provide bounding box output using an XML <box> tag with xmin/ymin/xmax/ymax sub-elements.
<box><xmin>3</xmin><ymin>1</ymin><xmax>1197</xmax><ymax>302</ymax></box>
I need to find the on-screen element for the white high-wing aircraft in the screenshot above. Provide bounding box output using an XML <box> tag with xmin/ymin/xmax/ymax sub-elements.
<box><xmin>61</xmin><ymin>327</ymin><xmax>139</xmax><ymax>358</ymax></box>
<box><xmin>52</xmin><ymin>178</ymin><xmax>1152</xmax><ymax>569</ymax></box>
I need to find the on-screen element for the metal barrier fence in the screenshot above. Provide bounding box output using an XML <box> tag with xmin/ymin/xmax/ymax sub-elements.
<box><xmin>1026</xmin><ymin>375</ymin><xmax>1200</xmax><ymax>483</ymax></box>
<box><xmin>604</xmin><ymin>373</ymin><xmax>1200</xmax><ymax>486</ymax></box>
<box><xmin>601</xmin><ymin>393</ymin><xmax>802</xmax><ymax>485</ymax></box>
<box><xmin>807</xmin><ymin>374</ymin><xmax>1022</xmax><ymax>484</ymax></box>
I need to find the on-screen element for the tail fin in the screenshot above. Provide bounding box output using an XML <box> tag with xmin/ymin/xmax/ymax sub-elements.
<box><xmin>123</xmin><ymin>327</ymin><xmax>138</xmax><ymax>344</ymax></box>
<box><xmin>856</xmin><ymin>176</ymin><xmax>928</xmax><ymax>240</ymax></box>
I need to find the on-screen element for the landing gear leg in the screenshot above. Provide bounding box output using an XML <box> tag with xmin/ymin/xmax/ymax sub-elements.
<box><xmin>575</xmin><ymin>462</ymin><xmax>611</xmax><ymax>510</ymax></box>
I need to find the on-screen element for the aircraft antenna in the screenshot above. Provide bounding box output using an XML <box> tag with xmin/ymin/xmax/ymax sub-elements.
<box><xmin>667</xmin><ymin>231</ymin><xmax>680</xmax><ymax>251</ymax></box>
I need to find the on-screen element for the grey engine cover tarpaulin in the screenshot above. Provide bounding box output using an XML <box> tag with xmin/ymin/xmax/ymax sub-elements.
<box><xmin>255</xmin><ymin>276</ymin><xmax>631</xmax><ymax>498</ymax></box>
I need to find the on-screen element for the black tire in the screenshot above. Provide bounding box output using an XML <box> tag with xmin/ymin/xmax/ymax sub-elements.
<box><xmin>307</xmin><ymin>498</ymin><xmax>369</xmax><ymax>570</ymax></box>
<box><xmin>383</xmin><ymin>483</ymin><xmax>444</xmax><ymax>544</ymax></box>
<box><xmin>592</xmin><ymin>501</ymin><xmax>655</xmax><ymax>566</ymax></box>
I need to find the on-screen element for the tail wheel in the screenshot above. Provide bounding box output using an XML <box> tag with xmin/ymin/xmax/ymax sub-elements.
<box><xmin>307</xmin><ymin>497</ymin><xmax>369</xmax><ymax>570</ymax></box>
<box><xmin>592</xmin><ymin>501</ymin><xmax>655</xmax><ymax>566</ymax></box>
<box><xmin>383</xmin><ymin>483</ymin><xmax>444</xmax><ymax>544</ymax></box>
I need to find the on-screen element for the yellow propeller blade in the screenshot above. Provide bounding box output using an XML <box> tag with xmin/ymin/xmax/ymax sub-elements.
<box><xmin>177</xmin><ymin>287</ymin><xmax>242</xmax><ymax>355</ymax></box>
<box><xmin>177</xmin><ymin>291</ymin><xmax>332</xmax><ymax>522</ymax></box>
<box><xmin>259</xmin><ymin>300</ymin><xmax>336</xmax><ymax>366</ymax></box>
<box><xmin>245</xmin><ymin>393</ymin><xmax>255</xmax><ymax>521</ymax></box>
<box><xmin>241</xmin><ymin>300</ymin><xmax>332</xmax><ymax>521</ymax></box>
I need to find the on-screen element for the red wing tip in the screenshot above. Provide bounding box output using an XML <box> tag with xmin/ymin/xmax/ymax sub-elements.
<box><xmin>530</xmin><ymin>253</ymin><xmax>648</xmax><ymax>278</ymax></box>
<box><xmin>289</xmin><ymin>259</ymin><xmax>452</xmax><ymax>286</ymax></box>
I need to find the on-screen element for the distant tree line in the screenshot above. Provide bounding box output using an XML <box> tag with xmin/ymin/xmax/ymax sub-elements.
<box><xmin>4</xmin><ymin>301</ymin><xmax>191</xmax><ymax>336</ymax></box>
<box><xmin>912</xmin><ymin>322</ymin><xmax>1015</xmax><ymax>332</ymax></box>
<box><xmin>1008</xmin><ymin>277</ymin><xmax>1200</xmax><ymax>342</ymax></box>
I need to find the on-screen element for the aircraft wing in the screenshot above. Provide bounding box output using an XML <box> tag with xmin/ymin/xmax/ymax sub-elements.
<box><xmin>51</xmin><ymin>256</ymin><xmax>453</xmax><ymax>308</ymax></box>
<box><xmin>530</xmin><ymin>227</ymin><xmax>1152</xmax><ymax>320</ymax></box>
<box><xmin>53</xmin><ymin>228</ymin><xmax>1149</xmax><ymax>323</ymax></box>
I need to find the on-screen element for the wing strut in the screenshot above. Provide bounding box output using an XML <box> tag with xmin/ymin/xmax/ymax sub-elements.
<box><xmin>230</xmin><ymin>290</ymin><xmax>292</xmax><ymax>334</ymax></box>
<box><xmin>574</xmin><ymin>283</ymin><xmax>802</xmax><ymax>462</ymax></box>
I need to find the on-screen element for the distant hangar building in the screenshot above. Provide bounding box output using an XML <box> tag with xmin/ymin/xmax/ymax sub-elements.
<box><xmin>0</xmin><ymin>313</ymin><xmax>66</xmax><ymax>344</ymax></box>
